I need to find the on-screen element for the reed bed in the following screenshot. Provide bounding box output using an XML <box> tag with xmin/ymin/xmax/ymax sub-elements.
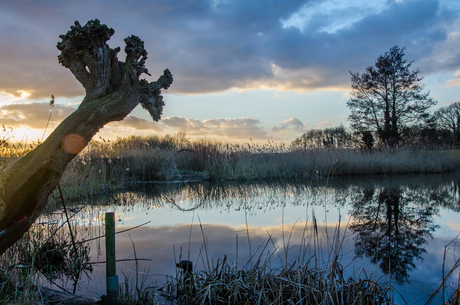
<box><xmin>66</xmin><ymin>136</ymin><xmax>460</xmax><ymax>184</ymax></box>
<box><xmin>0</xmin><ymin>212</ymin><xmax>93</xmax><ymax>304</ymax></box>
<box><xmin>2</xmin><ymin>134</ymin><xmax>459</xmax><ymax>203</ymax></box>
<box><xmin>3</xmin><ymin>135</ymin><xmax>459</xmax><ymax>190</ymax></box>
<box><xmin>105</xmin><ymin>136</ymin><xmax>460</xmax><ymax>175</ymax></box>
<box><xmin>77</xmin><ymin>136</ymin><xmax>460</xmax><ymax>183</ymax></box>
<box><xmin>167</xmin><ymin>256</ymin><xmax>391</xmax><ymax>305</ymax></box>
<box><xmin>123</xmin><ymin>211</ymin><xmax>394</xmax><ymax>305</ymax></box>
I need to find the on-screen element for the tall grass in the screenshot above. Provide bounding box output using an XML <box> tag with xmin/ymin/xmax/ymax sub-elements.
<box><xmin>116</xmin><ymin>212</ymin><xmax>393</xmax><ymax>305</ymax></box>
<box><xmin>0</xmin><ymin>213</ymin><xmax>93</xmax><ymax>304</ymax></box>
<box><xmin>2</xmin><ymin>134</ymin><xmax>460</xmax><ymax>203</ymax></box>
<box><xmin>71</xmin><ymin>135</ymin><xmax>460</xmax><ymax>184</ymax></box>
<box><xmin>1</xmin><ymin>161</ymin><xmax>460</xmax><ymax>303</ymax></box>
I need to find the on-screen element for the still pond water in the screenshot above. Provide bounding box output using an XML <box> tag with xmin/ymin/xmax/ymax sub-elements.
<box><xmin>45</xmin><ymin>173</ymin><xmax>460</xmax><ymax>304</ymax></box>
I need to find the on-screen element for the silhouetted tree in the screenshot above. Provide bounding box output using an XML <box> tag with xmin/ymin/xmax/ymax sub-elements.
<box><xmin>434</xmin><ymin>102</ymin><xmax>460</xmax><ymax>145</ymax></box>
<box><xmin>291</xmin><ymin>125</ymin><xmax>352</xmax><ymax>149</ymax></box>
<box><xmin>0</xmin><ymin>20</ymin><xmax>173</xmax><ymax>255</ymax></box>
<box><xmin>350</xmin><ymin>187</ymin><xmax>438</xmax><ymax>283</ymax></box>
<box><xmin>347</xmin><ymin>46</ymin><xmax>436</xmax><ymax>147</ymax></box>
<box><xmin>399</xmin><ymin>123</ymin><xmax>453</xmax><ymax>147</ymax></box>
<box><xmin>353</xmin><ymin>130</ymin><xmax>375</xmax><ymax>150</ymax></box>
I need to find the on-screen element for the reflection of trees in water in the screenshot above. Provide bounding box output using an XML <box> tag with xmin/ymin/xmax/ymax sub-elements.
<box><xmin>87</xmin><ymin>173</ymin><xmax>460</xmax><ymax>216</ymax></box>
<box><xmin>109</xmin><ymin>181</ymin><xmax>351</xmax><ymax>214</ymax></box>
<box><xmin>350</xmin><ymin>186</ymin><xmax>440</xmax><ymax>284</ymax></box>
<box><xmin>76</xmin><ymin>173</ymin><xmax>460</xmax><ymax>284</ymax></box>
<box><xmin>431</xmin><ymin>176</ymin><xmax>460</xmax><ymax>211</ymax></box>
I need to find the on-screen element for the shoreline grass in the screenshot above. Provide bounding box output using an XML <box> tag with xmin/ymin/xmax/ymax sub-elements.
<box><xmin>2</xmin><ymin>134</ymin><xmax>459</xmax><ymax>203</ymax></box>
<box><xmin>79</xmin><ymin>136</ymin><xmax>460</xmax><ymax>180</ymax></box>
<box><xmin>0</xmin><ymin>217</ymin><xmax>93</xmax><ymax>304</ymax></box>
<box><xmin>65</xmin><ymin>136</ymin><xmax>460</xmax><ymax>189</ymax></box>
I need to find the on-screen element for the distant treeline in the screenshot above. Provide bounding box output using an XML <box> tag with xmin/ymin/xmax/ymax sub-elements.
<box><xmin>292</xmin><ymin>102</ymin><xmax>460</xmax><ymax>150</ymax></box>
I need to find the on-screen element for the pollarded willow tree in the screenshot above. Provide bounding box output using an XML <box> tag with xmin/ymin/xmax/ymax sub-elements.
<box><xmin>347</xmin><ymin>46</ymin><xmax>436</xmax><ymax>147</ymax></box>
<box><xmin>0</xmin><ymin>20</ymin><xmax>173</xmax><ymax>255</ymax></box>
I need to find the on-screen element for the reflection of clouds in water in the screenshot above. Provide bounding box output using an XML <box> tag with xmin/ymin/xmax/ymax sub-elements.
<box><xmin>79</xmin><ymin>220</ymin><xmax>460</xmax><ymax>302</ymax></box>
<box><xmin>438</xmin><ymin>208</ymin><xmax>460</xmax><ymax>236</ymax></box>
<box><xmin>69</xmin><ymin>219</ymin><xmax>356</xmax><ymax>298</ymax></box>
<box><xmin>40</xmin><ymin>174</ymin><xmax>460</xmax><ymax>300</ymax></box>
<box><xmin>447</xmin><ymin>220</ymin><xmax>460</xmax><ymax>232</ymax></box>
<box><xmin>96</xmin><ymin>221</ymin><xmax>350</xmax><ymax>275</ymax></box>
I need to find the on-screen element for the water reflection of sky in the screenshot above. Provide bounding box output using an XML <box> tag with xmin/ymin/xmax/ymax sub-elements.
<box><xmin>42</xmin><ymin>174</ymin><xmax>460</xmax><ymax>304</ymax></box>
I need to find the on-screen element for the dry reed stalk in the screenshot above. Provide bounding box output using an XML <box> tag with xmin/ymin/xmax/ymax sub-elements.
<box><xmin>3</xmin><ymin>135</ymin><xmax>460</xmax><ymax>191</ymax></box>
<box><xmin>163</xmin><ymin>215</ymin><xmax>392</xmax><ymax>305</ymax></box>
<box><xmin>170</xmin><ymin>256</ymin><xmax>392</xmax><ymax>305</ymax></box>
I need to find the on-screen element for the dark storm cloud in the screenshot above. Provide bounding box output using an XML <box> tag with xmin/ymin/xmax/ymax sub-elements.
<box><xmin>267</xmin><ymin>0</ymin><xmax>454</xmax><ymax>87</ymax></box>
<box><xmin>0</xmin><ymin>1</ymin><xmax>86</xmax><ymax>99</ymax></box>
<box><xmin>0</xmin><ymin>0</ymin><xmax>458</xmax><ymax>99</ymax></box>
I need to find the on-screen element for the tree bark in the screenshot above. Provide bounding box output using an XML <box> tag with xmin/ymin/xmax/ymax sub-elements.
<box><xmin>0</xmin><ymin>20</ymin><xmax>173</xmax><ymax>255</ymax></box>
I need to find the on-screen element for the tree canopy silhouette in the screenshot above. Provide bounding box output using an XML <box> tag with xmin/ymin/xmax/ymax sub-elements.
<box><xmin>350</xmin><ymin>186</ymin><xmax>438</xmax><ymax>283</ymax></box>
<box><xmin>347</xmin><ymin>46</ymin><xmax>436</xmax><ymax>147</ymax></box>
<box><xmin>0</xmin><ymin>19</ymin><xmax>173</xmax><ymax>255</ymax></box>
<box><xmin>434</xmin><ymin>102</ymin><xmax>460</xmax><ymax>145</ymax></box>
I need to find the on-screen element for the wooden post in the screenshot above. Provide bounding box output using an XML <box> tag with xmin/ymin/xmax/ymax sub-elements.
<box><xmin>105</xmin><ymin>212</ymin><xmax>118</xmax><ymax>299</ymax></box>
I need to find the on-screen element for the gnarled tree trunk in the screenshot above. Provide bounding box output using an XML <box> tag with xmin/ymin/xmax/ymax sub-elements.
<box><xmin>0</xmin><ymin>20</ymin><xmax>173</xmax><ymax>255</ymax></box>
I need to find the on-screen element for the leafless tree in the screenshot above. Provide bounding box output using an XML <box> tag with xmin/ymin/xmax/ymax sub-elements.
<box><xmin>434</xmin><ymin>102</ymin><xmax>460</xmax><ymax>144</ymax></box>
<box><xmin>0</xmin><ymin>20</ymin><xmax>173</xmax><ymax>255</ymax></box>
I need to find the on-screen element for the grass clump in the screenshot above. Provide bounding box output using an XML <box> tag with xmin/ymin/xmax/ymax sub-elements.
<box><xmin>169</xmin><ymin>256</ymin><xmax>391</xmax><ymax>305</ymax></box>
<box><xmin>157</xmin><ymin>215</ymin><xmax>393</xmax><ymax>305</ymax></box>
<box><xmin>0</xmin><ymin>214</ymin><xmax>93</xmax><ymax>304</ymax></box>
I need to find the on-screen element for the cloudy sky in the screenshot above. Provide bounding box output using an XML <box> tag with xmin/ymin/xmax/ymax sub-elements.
<box><xmin>1</xmin><ymin>0</ymin><xmax>460</xmax><ymax>143</ymax></box>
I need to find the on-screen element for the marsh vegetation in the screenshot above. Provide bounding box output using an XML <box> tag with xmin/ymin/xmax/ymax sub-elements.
<box><xmin>2</xmin><ymin>133</ymin><xmax>458</xmax><ymax>204</ymax></box>
<box><xmin>1</xmin><ymin>134</ymin><xmax>460</xmax><ymax>304</ymax></box>
<box><xmin>2</xmin><ymin>170</ymin><xmax>460</xmax><ymax>304</ymax></box>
